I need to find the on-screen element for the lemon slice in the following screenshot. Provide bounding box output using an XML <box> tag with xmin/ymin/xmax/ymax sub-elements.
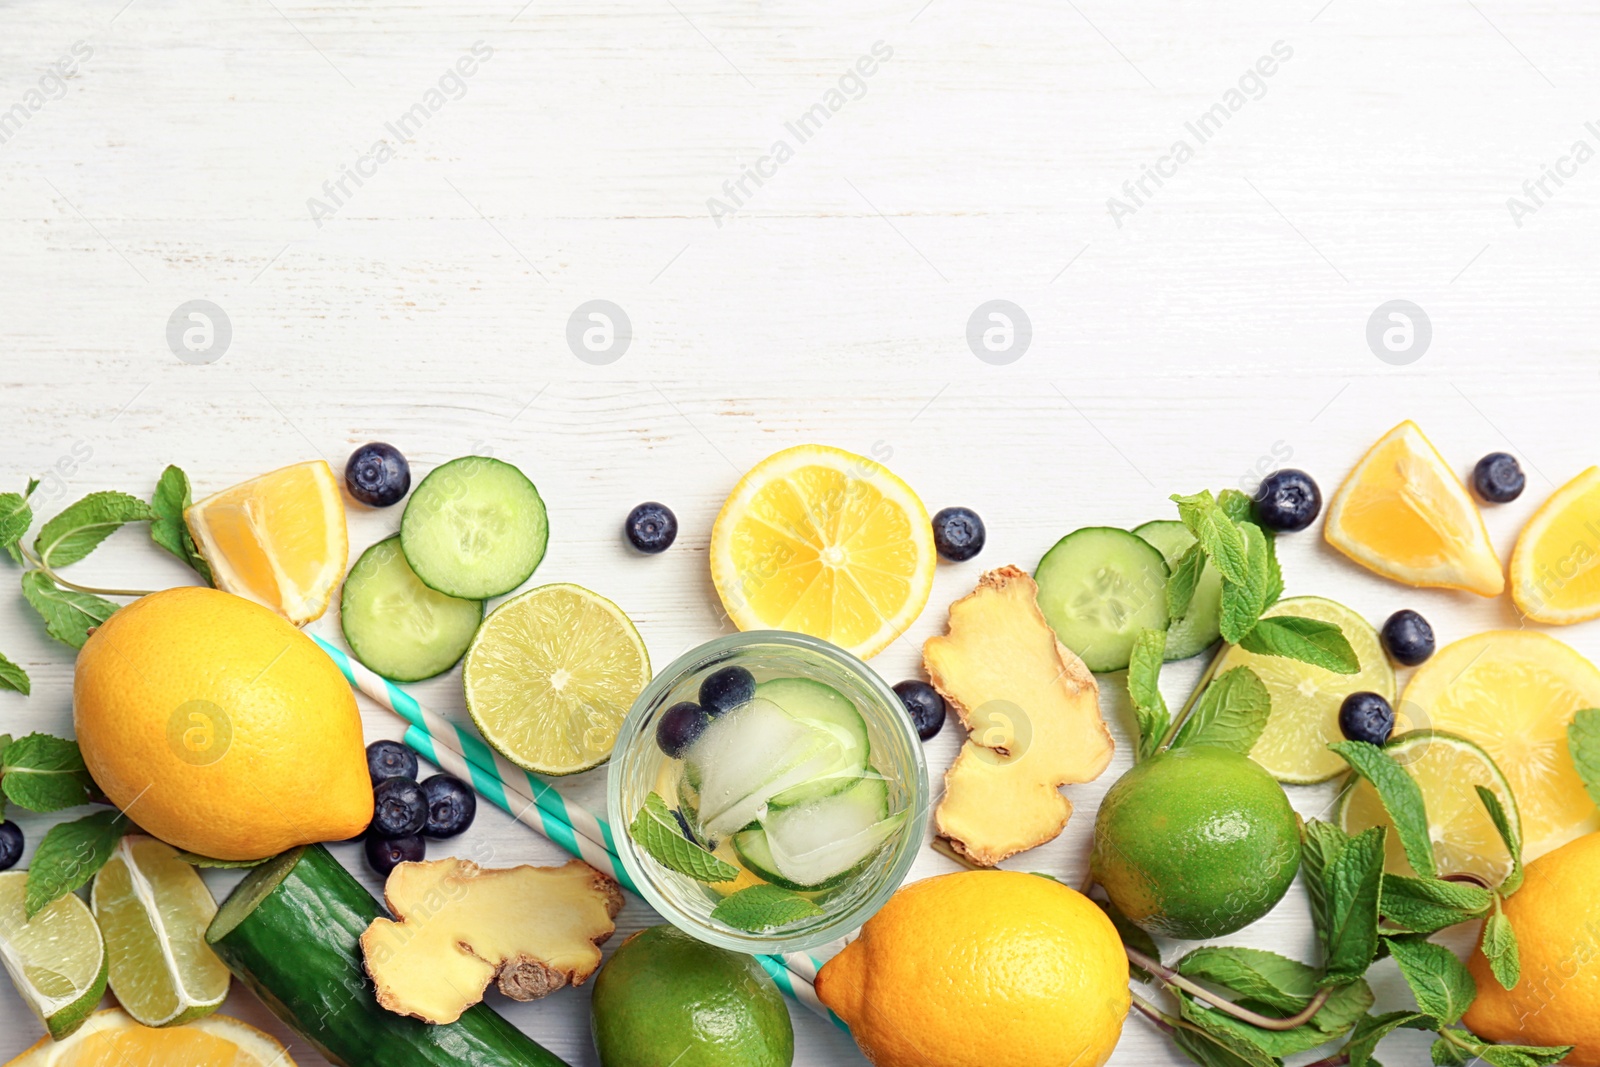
<box><xmin>464</xmin><ymin>583</ymin><xmax>651</xmax><ymax>775</ymax></box>
<box><xmin>1339</xmin><ymin>731</ymin><xmax>1520</xmax><ymax>885</ymax></box>
<box><xmin>1210</xmin><ymin>596</ymin><xmax>1395</xmax><ymax>784</ymax></box>
<box><xmin>1401</xmin><ymin>630</ymin><xmax>1600</xmax><ymax>860</ymax></box>
<box><xmin>90</xmin><ymin>836</ymin><xmax>230</xmax><ymax>1027</ymax></box>
<box><xmin>1511</xmin><ymin>466</ymin><xmax>1600</xmax><ymax>623</ymax></box>
<box><xmin>1324</xmin><ymin>420</ymin><xmax>1503</xmax><ymax>596</ymax></box>
<box><xmin>0</xmin><ymin>872</ymin><xmax>108</xmax><ymax>1040</ymax></box>
<box><xmin>186</xmin><ymin>460</ymin><xmax>348</xmax><ymax>624</ymax></box>
<box><xmin>5</xmin><ymin>1007</ymin><xmax>296</xmax><ymax>1067</ymax></box>
<box><xmin>710</xmin><ymin>444</ymin><xmax>936</xmax><ymax>660</ymax></box>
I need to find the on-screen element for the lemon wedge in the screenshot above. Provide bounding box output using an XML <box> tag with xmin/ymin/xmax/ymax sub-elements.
<box><xmin>1510</xmin><ymin>466</ymin><xmax>1600</xmax><ymax>623</ymax></box>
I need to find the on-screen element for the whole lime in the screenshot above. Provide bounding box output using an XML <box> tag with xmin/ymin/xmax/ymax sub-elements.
<box><xmin>1090</xmin><ymin>745</ymin><xmax>1301</xmax><ymax>940</ymax></box>
<box><xmin>590</xmin><ymin>924</ymin><xmax>794</xmax><ymax>1067</ymax></box>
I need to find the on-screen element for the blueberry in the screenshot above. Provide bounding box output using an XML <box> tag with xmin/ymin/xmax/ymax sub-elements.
<box><xmin>656</xmin><ymin>701</ymin><xmax>711</xmax><ymax>758</ymax></box>
<box><xmin>625</xmin><ymin>502</ymin><xmax>678</xmax><ymax>554</ymax></box>
<box><xmin>893</xmin><ymin>680</ymin><xmax>946</xmax><ymax>741</ymax></box>
<box><xmin>1381</xmin><ymin>609</ymin><xmax>1436</xmax><ymax>667</ymax></box>
<box><xmin>1339</xmin><ymin>692</ymin><xmax>1395</xmax><ymax>746</ymax></box>
<box><xmin>365</xmin><ymin>833</ymin><xmax>425</xmax><ymax>877</ymax></box>
<box><xmin>0</xmin><ymin>822</ymin><xmax>22</xmax><ymax>871</ymax></box>
<box><xmin>1253</xmin><ymin>469</ymin><xmax>1322</xmax><ymax>533</ymax></box>
<box><xmin>932</xmin><ymin>507</ymin><xmax>986</xmax><ymax>562</ymax></box>
<box><xmin>371</xmin><ymin>777</ymin><xmax>428</xmax><ymax>837</ymax></box>
<box><xmin>1473</xmin><ymin>452</ymin><xmax>1525</xmax><ymax>504</ymax></box>
<box><xmin>699</xmin><ymin>666</ymin><xmax>755</xmax><ymax>718</ymax></box>
<box><xmin>421</xmin><ymin>774</ymin><xmax>477</xmax><ymax>838</ymax></box>
<box><xmin>366</xmin><ymin>740</ymin><xmax>418</xmax><ymax>785</ymax></box>
<box><xmin>345</xmin><ymin>443</ymin><xmax>410</xmax><ymax>507</ymax></box>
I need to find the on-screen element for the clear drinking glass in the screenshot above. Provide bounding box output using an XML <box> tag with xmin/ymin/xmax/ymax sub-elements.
<box><xmin>608</xmin><ymin>630</ymin><xmax>928</xmax><ymax>954</ymax></box>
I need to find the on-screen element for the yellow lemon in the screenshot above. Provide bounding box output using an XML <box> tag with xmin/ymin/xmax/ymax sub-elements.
<box><xmin>1511</xmin><ymin>466</ymin><xmax>1600</xmax><ymax>624</ymax></box>
<box><xmin>816</xmin><ymin>870</ymin><xmax>1129</xmax><ymax>1067</ymax></box>
<box><xmin>5</xmin><ymin>1007</ymin><xmax>296</xmax><ymax>1067</ymax></box>
<box><xmin>185</xmin><ymin>460</ymin><xmax>348</xmax><ymax>625</ymax></box>
<box><xmin>1324</xmin><ymin>421</ymin><xmax>1503</xmax><ymax>596</ymax></box>
<box><xmin>1464</xmin><ymin>832</ymin><xmax>1600</xmax><ymax>1064</ymax></box>
<box><xmin>710</xmin><ymin>445</ymin><xmax>935</xmax><ymax>659</ymax></box>
<box><xmin>74</xmin><ymin>587</ymin><xmax>372</xmax><ymax>861</ymax></box>
<box><xmin>1401</xmin><ymin>630</ymin><xmax>1600</xmax><ymax>860</ymax></box>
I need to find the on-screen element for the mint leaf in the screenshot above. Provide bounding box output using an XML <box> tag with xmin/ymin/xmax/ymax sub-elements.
<box><xmin>1441</xmin><ymin>1030</ymin><xmax>1570</xmax><ymax>1067</ymax></box>
<box><xmin>174</xmin><ymin>851</ymin><xmax>268</xmax><ymax>868</ymax></box>
<box><xmin>1238</xmin><ymin>615</ymin><xmax>1359</xmax><ymax>674</ymax></box>
<box><xmin>1433</xmin><ymin>1034</ymin><xmax>1472</xmax><ymax>1065</ymax></box>
<box><xmin>26</xmin><ymin>809</ymin><xmax>129</xmax><ymax>917</ymax></box>
<box><xmin>0</xmin><ymin>484</ymin><xmax>35</xmax><ymax>561</ymax></box>
<box><xmin>1219</xmin><ymin>523</ymin><xmax>1272</xmax><ymax>644</ymax></box>
<box><xmin>2</xmin><ymin>733</ymin><xmax>97</xmax><ymax>813</ymax></box>
<box><xmin>711</xmin><ymin>884</ymin><xmax>824</xmax><ymax>932</ymax></box>
<box><xmin>1344</xmin><ymin>1011</ymin><xmax>1432</xmax><ymax>1067</ymax></box>
<box><xmin>1167</xmin><ymin>542</ymin><xmax>1207</xmax><ymax>622</ymax></box>
<box><xmin>1171</xmin><ymin>1026</ymin><xmax>1277</xmax><ymax>1067</ymax></box>
<box><xmin>1173</xmin><ymin>491</ymin><xmax>1250</xmax><ymax>586</ymax></box>
<box><xmin>1096</xmin><ymin>898</ymin><xmax>1159</xmax><ymax>982</ymax></box>
<box><xmin>150</xmin><ymin>466</ymin><xmax>213</xmax><ymax>585</ymax></box>
<box><xmin>1316</xmin><ymin>824</ymin><xmax>1385</xmax><ymax>985</ymax></box>
<box><xmin>1128</xmin><ymin>628</ymin><xmax>1169</xmax><ymax>760</ymax></box>
<box><xmin>0</xmin><ymin>651</ymin><xmax>28</xmax><ymax>696</ymax></box>
<box><xmin>1379</xmin><ymin>875</ymin><xmax>1493</xmax><ymax>935</ymax></box>
<box><xmin>20</xmin><ymin>571</ymin><xmax>119</xmax><ymax>649</ymax></box>
<box><xmin>1332</xmin><ymin>740</ymin><xmax>1437</xmax><ymax>878</ymax></box>
<box><xmin>1386</xmin><ymin>936</ymin><xmax>1476</xmax><ymax>1026</ymax></box>
<box><xmin>1176</xmin><ymin>945</ymin><xmax>1322</xmax><ymax>1014</ymax></box>
<box><xmin>33</xmin><ymin>491</ymin><xmax>155</xmax><ymax>568</ymax></box>
<box><xmin>628</xmin><ymin>792</ymin><xmax>738</xmax><ymax>883</ymax></box>
<box><xmin>1180</xmin><ymin>977</ymin><xmax>1373</xmax><ymax>1057</ymax></box>
<box><xmin>1476</xmin><ymin>785</ymin><xmax>1524</xmax><ymax>895</ymax></box>
<box><xmin>1567</xmin><ymin>708</ymin><xmax>1600</xmax><ymax>809</ymax></box>
<box><xmin>1171</xmin><ymin>666</ymin><xmax>1271</xmax><ymax>754</ymax></box>
<box><xmin>1482</xmin><ymin>898</ymin><xmax>1520</xmax><ymax>991</ymax></box>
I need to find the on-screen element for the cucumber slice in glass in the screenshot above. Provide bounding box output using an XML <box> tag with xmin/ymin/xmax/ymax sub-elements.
<box><xmin>1133</xmin><ymin>520</ymin><xmax>1223</xmax><ymax>661</ymax></box>
<box><xmin>1034</xmin><ymin>526</ymin><xmax>1169</xmax><ymax>673</ymax></box>
<box><xmin>738</xmin><ymin>775</ymin><xmax>902</xmax><ymax>889</ymax></box>
<box><xmin>340</xmin><ymin>537</ymin><xmax>483</xmax><ymax>682</ymax></box>
<box><xmin>757</xmin><ymin>678</ymin><xmax>870</xmax><ymax>806</ymax></box>
<box><xmin>685</xmin><ymin>698</ymin><xmax>843</xmax><ymax>838</ymax></box>
<box><xmin>399</xmin><ymin>456</ymin><xmax>548</xmax><ymax>600</ymax></box>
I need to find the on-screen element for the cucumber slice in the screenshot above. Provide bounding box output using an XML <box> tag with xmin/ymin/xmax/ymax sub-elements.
<box><xmin>685</xmin><ymin>698</ymin><xmax>843</xmax><ymax>837</ymax></box>
<box><xmin>1133</xmin><ymin>520</ymin><xmax>1223</xmax><ymax>661</ymax></box>
<box><xmin>738</xmin><ymin>776</ymin><xmax>903</xmax><ymax>889</ymax></box>
<box><xmin>340</xmin><ymin>537</ymin><xmax>483</xmax><ymax>682</ymax></box>
<box><xmin>1034</xmin><ymin>526</ymin><xmax>1169</xmax><ymax>673</ymax></box>
<box><xmin>399</xmin><ymin>457</ymin><xmax>548</xmax><ymax>600</ymax></box>
<box><xmin>757</xmin><ymin>678</ymin><xmax>870</xmax><ymax>806</ymax></box>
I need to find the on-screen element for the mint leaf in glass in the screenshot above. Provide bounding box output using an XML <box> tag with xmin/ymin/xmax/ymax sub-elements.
<box><xmin>628</xmin><ymin>791</ymin><xmax>738</xmax><ymax>883</ymax></box>
<box><xmin>711</xmin><ymin>884</ymin><xmax>824</xmax><ymax>933</ymax></box>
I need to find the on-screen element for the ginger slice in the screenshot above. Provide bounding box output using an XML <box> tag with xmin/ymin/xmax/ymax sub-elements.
<box><xmin>926</xmin><ymin>565</ymin><xmax>1115</xmax><ymax>866</ymax></box>
<box><xmin>361</xmin><ymin>857</ymin><xmax>624</xmax><ymax>1024</ymax></box>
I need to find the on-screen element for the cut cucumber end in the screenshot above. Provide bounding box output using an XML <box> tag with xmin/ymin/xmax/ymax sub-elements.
<box><xmin>1035</xmin><ymin>526</ymin><xmax>1170</xmax><ymax>672</ymax></box>
<box><xmin>340</xmin><ymin>537</ymin><xmax>483</xmax><ymax>682</ymax></box>
<box><xmin>400</xmin><ymin>456</ymin><xmax>548</xmax><ymax>600</ymax></box>
<box><xmin>206</xmin><ymin>847</ymin><xmax>303</xmax><ymax>945</ymax></box>
<box><xmin>1133</xmin><ymin>520</ymin><xmax>1223</xmax><ymax>661</ymax></box>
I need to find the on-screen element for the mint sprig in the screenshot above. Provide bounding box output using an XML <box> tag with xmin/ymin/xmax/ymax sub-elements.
<box><xmin>21</xmin><ymin>571</ymin><xmax>119</xmax><ymax>650</ymax></box>
<box><xmin>1300</xmin><ymin>821</ymin><xmax>1384</xmax><ymax>985</ymax></box>
<box><xmin>1481</xmin><ymin>897</ymin><xmax>1520</xmax><ymax>991</ymax></box>
<box><xmin>1330</xmin><ymin>741</ymin><xmax>1437</xmax><ymax>878</ymax></box>
<box><xmin>150</xmin><ymin>466</ymin><xmax>213</xmax><ymax>584</ymax></box>
<box><xmin>711</xmin><ymin>884</ymin><xmax>824</xmax><ymax>933</ymax></box>
<box><xmin>1238</xmin><ymin>615</ymin><xmax>1359</xmax><ymax>674</ymax></box>
<box><xmin>1127</xmin><ymin>628</ymin><xmax>1169</xmax><ymax>762</ymax></box>
<box><xmin>628</xmin><ymin>792</ymin><xmax>738</xmax><ymax>883</ymax></box>
<box><xmin>1</xmin><ymin>733</ymin><xmax>97</xmax><ymax>815</ymax></box>
<box><xmin>1169</xmin><ymin>666</ymin><xmax>1271</xmax><ymax>754</ymax></box>
<box><xmin>33</xmin><ymin>491</ymin><xmax>154</xmax><ymax>569</ymax></box>
<box><xmin>26</xmin><ymin>808</ymin><xmax>131</xmax><ymax>917</ymax></box>
<box><xmin>1385</xmin><ymin>936</ymin><xmax>1475</xmax><ymax>1025</ymax></box>
<box><xmin>0</xmin><ymin>480</ymin><xmax>39</xmax><ymax>565</ymax></box>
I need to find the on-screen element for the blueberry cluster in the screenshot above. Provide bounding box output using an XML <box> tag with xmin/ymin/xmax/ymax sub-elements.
<box><xmin>360</xmin><ymin>740</ymin><xmax>477</xmax><ymax>876</ymax></box>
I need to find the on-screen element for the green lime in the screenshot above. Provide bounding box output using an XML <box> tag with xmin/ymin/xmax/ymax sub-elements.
<box><xmin>1090</xmin><ymin>745</ymin><xmax>1301</xmax><ymax>940</ymax></box>
<box><xmin>591</xmin><ymin>924</ymin><xmax>793</xmax><ymax>1067</ymax></box>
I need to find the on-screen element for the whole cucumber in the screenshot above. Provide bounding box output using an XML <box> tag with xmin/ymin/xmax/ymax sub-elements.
<box><xmin>207</xmin><ymin>844</ymin><xmax>570</xmax><ymax>1067</ymax></box>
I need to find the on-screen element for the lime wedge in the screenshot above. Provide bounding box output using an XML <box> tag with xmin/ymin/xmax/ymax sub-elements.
<box><xmin>1339</xmin><ymin>731</ymin><xmax>1520</xmax><ymax>886</ymax></box>
<box><xmin>464</xmin><ymin>583</ymin><xmax>651</xmax><ymax>775</ymax></box>
<box><xmin>0</xmin><ymin>871</ymin><xmax>109</xmax><ymax>1039</ymax></box>
<box><xmin>91</xmin><ymin>836</ymin><xmax>230</xmax><ymax>1027</ymax></box>
<box><xmin>1209</xmin><ymin>596</ymin><xmax>1396</xmax><ymax>784</ymax></box>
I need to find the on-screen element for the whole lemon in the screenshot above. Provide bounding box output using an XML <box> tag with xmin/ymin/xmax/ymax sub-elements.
<box><xmin>74</xmin><ymin>587</ymin><xmax>372</xmax><ymax>861</ymax></box>
<box><xmin>815</xmin><ymin>870</ymin><xmax>1129</xmax><ymax>1067</ymax></box>
<box><xmin>1464</xmin><ymin>832</ymin><xmax>1600</xmax><ymax>1064</ymax></box>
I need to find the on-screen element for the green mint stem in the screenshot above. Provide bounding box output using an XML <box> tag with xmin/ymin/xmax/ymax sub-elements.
<box><xmin>1123</xmin><ymin>945</ymin><xmax>1333</xmax><ymax>1031</ymax></box>
<box><xmin>18</xmin><ymin>543</ymin><xmax>158</xmax><ymax>598</ymax></box>
<box><xmin>1156</xmin><ymin>641</ymin><xmax>1229</xmax><ymax>752</ymax></box>
<box><xmin>1128</xmin><ymin>991</ymin><xmax>1180</xmax><ymax>1035</ymax></box>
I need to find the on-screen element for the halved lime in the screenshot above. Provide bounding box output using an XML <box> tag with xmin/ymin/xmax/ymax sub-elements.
<box><xmin>91</xmin><ymin>836</ymin><xmax>230</xmax><ymax>1027</ymax></box>
<box><xmin>1209</xmin><ymin>596</ymin><xmax>1395</xmax><ymax>784</ymax></box>
<box><xmin>464</xmin><ymin>583</ymin><xmax>651</xmax><ymax>775</ymax></box>
<box><xmin>1339</xmin><ymin>730</ymin><xmax>1520</xmax><ymax>886</ymax></box>
<box><xmin>0</xmin><ymin>871</ymin><xmax>108</xmax><ymax>1039</ymax></box>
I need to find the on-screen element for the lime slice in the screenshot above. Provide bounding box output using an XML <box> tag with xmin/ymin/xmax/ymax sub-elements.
<box><xmin>0</xmin><ymin>871</ymin><xmax>109</xmax><ymax>1039</ymax></box>
<box><xmin>1338</xmin><ymin>731</ymin><xmax>1520</xmax><ymax>886</ymax></box>
<box><xmin>91</xmin><ymin>836</ymin><xmax>230</xmax><ymax>1026</ymax></box>
<box><xmin>1210</xmin><ymin>596</ymin><xmax>1396</xmax><ymax>784</ymax></box>
<box><xmin>464</xmin><ymin>583</ymin><xmax>651</xmax><ymax>775</ymax></box>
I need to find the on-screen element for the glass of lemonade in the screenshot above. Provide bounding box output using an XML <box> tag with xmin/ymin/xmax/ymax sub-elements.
<box><xmin>609</xmin><ymin>630</ymin><xmax>928</xmax><ymax>954</ymax></box>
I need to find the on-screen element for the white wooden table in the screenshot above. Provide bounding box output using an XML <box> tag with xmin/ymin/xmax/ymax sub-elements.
<box><xmin>3</xmin><ymin>0</ymin><xmax>1597</xmax><ymax>1061</ymax></box>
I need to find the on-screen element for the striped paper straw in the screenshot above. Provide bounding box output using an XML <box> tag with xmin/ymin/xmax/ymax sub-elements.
<box><xmin>312</xmin><ymin>634</ymin><xmax>846</xmax><ymax>1031</ymax></box>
